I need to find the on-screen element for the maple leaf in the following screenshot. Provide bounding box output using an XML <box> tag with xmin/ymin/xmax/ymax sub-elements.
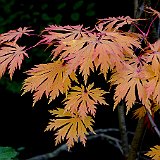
<box><xmin>142</xmin><ymin>39</ymin><xmax>160</xmax><ymax>105</ymax></box>
<box><xmin>45</xmin><ymin>108</ymin><xmax>95</xmax><ymax>150</ymax></box>
<box><xmin>133</xmin><ymin>105</ymin><xmax>146</xmax><ymax>119</ymax></box>
<box><xmin>0</xmin><ymin>42</ymin><xmax>28</xmax><ymax>79</ymax></box>
<box><xmin>0</xmin><ymin>27</ymin><xmax>33</xmax><ymax>44</ymax></box>
<box><xmin>22</xmin><ymin>60</ymin><xmax>77</xmax><ymax>106</ymax></box>
<box><xmin>145</xmin><ymin>7</ymin><xmax>160</xmax><ymax>18</ymax></box>
<box><xmin>60</xmin><ymin>30</ymin><xmax>141</xmax><ymax>83</ymax></box>
<box><xmin>37</xmin><ymin>22</ymin><xmax>142</xmax><ymax>84</ymax></box>
<box><xmin>96</xmin><ymin>16</ymin><xmax>145</xmax><ymax>31</ymax></box>
<box><xmin>145</xmin><ymin>145</ymin><xmax>160</xmax><ymax>160</ymax></box>
<box><xmin>110</xmin><ymin>61</ymin><xmax>150</xmax><ymax>114</ymax></box>
<box><xmin>39</xmin><ymin>25</ymin><xmax>87</xmax><ymax>45</ymax></box>
<box><xmin>63</xmin><ymin>83</ymin><xmax>108</xmax><ymax>118</ymax></box>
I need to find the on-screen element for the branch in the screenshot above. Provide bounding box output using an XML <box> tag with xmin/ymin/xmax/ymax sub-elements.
<box><xmin>134</xmin><ymin>0</ymin><xmax>139</xmax><ymax>18</ymax></box>
<box><xmin>134</xmin><ymin>0</ymin><xmax>145</xmax><ymax>18</ymax></box>
<box><xmin>117</xmin><ymin>101</ymin><xmax>129</xmax><ymax>158</ymax></box>
<box><xmin>146</xmin><ymin>110</ymin><xmax>160</xmax><ymax>138</ymax></box>
<box><xmin>87</xmin><ymin>133</ymin><xmax>123</xmax><ymax>154</ymax></box>
<box><xmin>127</xmin><ymin>117</ymin><xmax>146</xmax><ymax>160</ymax></box>
<box><xmin>26</xmin><ymin>144</ymin><xmax>68</xmax><ymax>160</ymax></box>
<box><xmin>26</xmin><ymin>128</ymin><xmax>134</xmax><ymax>160</ymax></box>
<box><xmin>157</xmin><ymin>19</ymin><xmax>160</xmax><ymax>38</ymax></box>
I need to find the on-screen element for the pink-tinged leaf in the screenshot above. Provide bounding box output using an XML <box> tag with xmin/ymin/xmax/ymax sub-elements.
<box><xmin>0</xmin><ymin>42</ymin><xmax>28</xmax><ymax>79</ymax></box>
<box><xmin>97</xmin><ymin>16</ymin><xmax>145</xmax><ymax>31</ymax></box>
<box><xmin>0</xmin><ymin>27</ymin><xmax>33</xmax><ymax>44</ymax></box>
<box><xmin>39</xmin><ymin>25</ymin><xmax>86</xmax><ymax>45</ymax></box>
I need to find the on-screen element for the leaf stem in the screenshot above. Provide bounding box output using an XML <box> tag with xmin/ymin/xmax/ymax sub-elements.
<box><xmin>131</xmin><ymin>23</ymin><xmax>145</xmax><ymax>36</ymax></box>
<box><xmin>145</xmin><ymin>15</ymin><xmax>158</xmax><ymax>37</ymax></box>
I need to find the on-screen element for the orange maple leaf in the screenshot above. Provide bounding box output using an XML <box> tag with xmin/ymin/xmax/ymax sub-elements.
<box><xmin>133</xmin><ymin>105</ymin><xmax>147</xmax><ymax>119</ymax></box>
<box><xmin>142</xmin><ymin>39</ymin><xmax>160</xmax><ymax>105</ymax></box>
<box><xmin>110</xmin><ymin>60</ymin><xmax>150</xmax><ymax>114</ymax></box>
<box><xmin>0</xmin><ymin>42</ymin><xmax>28</xmax><ymax>79</ymax></box>
<box><xmin>45</xmin><ymin>108</ymin><xmax>95</xmax><ymax>150</ymax></box>
<box><xmin>145</xmin><ymin>145</ymin><xmax>160</xmax><ymax>160</ymax></box>
<box><xmin>63</xmin><ymin>83</ymin><xmax>108</xmax><ymax>118</ymax></box>
<box><xmin>60</xmin><ymin>31</ymin><xmax>141</xmax><ymax>83</ymax></box>
<box><xmin>22</xmin><ymin>60</ymin><xmax>77</xmax><ymax>106</ymax></box>
<box><xmin>38</xmin><ymin>22</ymin><xmax>141</xmax><ymax>84</ymax></box>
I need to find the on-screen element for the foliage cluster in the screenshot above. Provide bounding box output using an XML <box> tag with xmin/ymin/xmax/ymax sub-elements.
<box><xmin>0</xmin><ymin>3</ymin><xmax>160</xmax><ymax>160</ymax></box>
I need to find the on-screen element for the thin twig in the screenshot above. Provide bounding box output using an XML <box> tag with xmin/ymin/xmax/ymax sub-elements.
<box><xmin>146</xmin><ymin>110</ymin><xmax>160</xmax><ymax>138</ymax></box>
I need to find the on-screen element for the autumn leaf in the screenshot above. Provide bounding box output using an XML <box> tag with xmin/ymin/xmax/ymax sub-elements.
<box><xmin>0</xmin><ymin>27</ymin><xmax>33</xmax><ymax>44</ymax></box>
<box><xmin>63</xmin><ymin>83</ymin><xmax>108</xmax><ymax>118</ymax></box>
<box><xmin>133</xmin><ymin>105</ymin><xmax>146</xmax><ymax>119</ymax></box>
<box><xmin>110</xmin><ymin>60</ymin><xmax>150</xmax><ymax>114</ymax></box>
<box><xmin>45</xmin><ymin>108</ymin><xmax>95</xmax><ymax>150</ymax></box>
<box><xmin>60</xmin><ymin>30</ymin><xmax>141</xmax><ymax>83</ymax></box>
<box><xmin>145</xmin><ymin>145</ymin><xmax>160</xmax><ymax>160</ymax></box>
<box><xmin>39</xmin><ymin>25</ymin><xmax>87</xmax><ymax>45</ymax></box>
<box><xmin>38</xmin><ymin>22</ymin><xmax>142</xmax><ymax>84</ymax></box>
<box><xmin>97</xmin><ymin>16</ymin><xmax>145</xmax><ymax>31</ymax></box>
<box><xmin>22</xmin><ymin>60</ymin><xmax>77</xmax><ymax>106</ymax></box>
<box><xmin>145</xmin><ymin>7</ymin><xmax>160</xmax><ymax>18</ymax></box>
<box><xmin>142</xmin><ymin>39</ymin><xmax>160</xmax><ymax>105</ymax></box>
<box><xmin>0</xmin><ymin>42</ymin><xmax>28</xmax><ymax>79</ymax></box>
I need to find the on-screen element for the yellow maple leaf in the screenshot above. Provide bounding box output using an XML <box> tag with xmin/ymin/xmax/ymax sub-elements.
<box><xmin>152</xmin><ymin>101</ymin><xmax>160</xmax><ymax>113</ymax></box>
<box><xmin>145</xmin><ymin>145</ymin><xmax>160</xmax><ymax>160</ymax></box>
<box><xmin>63</xmin><ymin>83</ymin><xmax>108</xmax><ymax>119</ymax></box>
<box><xmin>45</xmin><ymin>108</ymin><xmax>95</xmax><ymax>150</ymax></box>
<box><xmin>22</xmin><ymin>60</ymin><xmax>77</xmax><ymax>106</ymax></box>
<box><xmin>132</xmin><ymin>106</ymin><xmax>146</xmax><ymax>119</ymax></box>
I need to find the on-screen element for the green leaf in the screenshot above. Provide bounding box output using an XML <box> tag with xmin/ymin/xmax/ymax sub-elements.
<box><xmin>0</xmin><ymin>146</ymin><xmax>18</xmax><ymax>160</ymax></box>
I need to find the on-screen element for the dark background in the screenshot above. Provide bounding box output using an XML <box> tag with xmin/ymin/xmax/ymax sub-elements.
<box><xmin>0</xmin><ymin>0</ymin><xmax>159</xmax><ymax>159</ymax></box>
